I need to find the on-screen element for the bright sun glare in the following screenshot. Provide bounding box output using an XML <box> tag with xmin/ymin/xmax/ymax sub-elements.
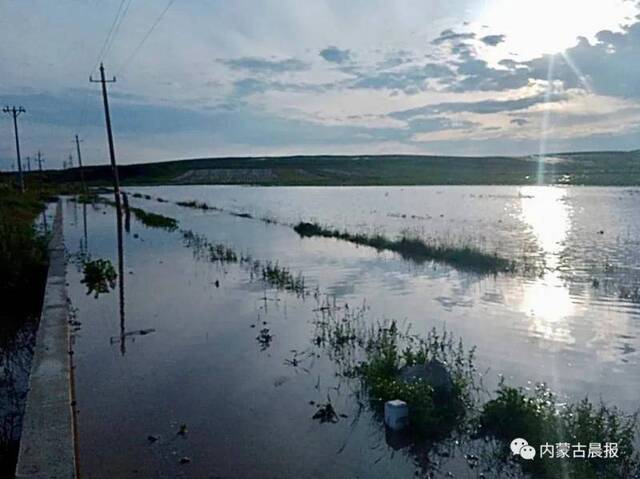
<box><xmin>477</xmin><ymin>0</ymin><xmax>637</xmax><ymax>58</ymax></box>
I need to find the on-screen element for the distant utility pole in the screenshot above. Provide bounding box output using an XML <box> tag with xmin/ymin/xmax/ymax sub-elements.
<box><xmin>2</xmin><ymin>106</ymin><xmax>26</xmax><ymax>192</ymax></box>
<box><xmin>36</xmin><ymin>150</ymin><xmax>44</xmax><ymax>171</ymax></box>
<box><xmin>68</xmin><ymin>154</ymin><xmax>74</xmax><ymax>169</ymax></box>
<box><xmin>26</xmin><ymin>156</ymin><xmax>31</xmax><ymax>172</ymax></box>
<box><xmin>75</xmin><ymin>134</ymin><xmax>87</xmax><ymax>193</ymax></box>
<box><xmin>90</xmin><ymin>63</ymin><xmax>121</xmax><ymax>198</ymax></box>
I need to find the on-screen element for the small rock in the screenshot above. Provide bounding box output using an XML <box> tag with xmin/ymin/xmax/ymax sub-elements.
<box><xmin>400</xmin><ymin>359</ymin><xmax>455</xmax><ymax>401</ymax></box>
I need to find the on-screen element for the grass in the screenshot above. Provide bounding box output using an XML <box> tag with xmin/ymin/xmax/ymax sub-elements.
<box><xmin>78</xmin><ymin>194</ymin><xmax>179</xmax><ymax>231</ymax></box>
<box><xmin>261</xmin><ymin>261</ymin><xmax>306</xmax><ymax>294</ymax></box>
<box><xmin>310</xmin><ymin>300</ymin><xmax>640</xmax><ymax>477</ymax></box>
<box><xmin>0</xmin><ymin>186</ymin><xmax>49</xmax><ymax>316</ymax></box>
<box><xmin>128</xmin><ymin>206</ymin><xmax>178</xmax><ymax>231</ymax></box>
<box><xmin>294</xmin><ymin>221</ymin><xmax>515</xmax><ymax>274</ymax></box>
<box><xmin>37</xmin><ymin>151</ymin><xmax>640</xmax><ymax>186</ymax></box>
<box><xmin>0</xmin><ymin>182</ymin><xmax>70</xmax><ymax>476</ymax></box>
<box><xmin>181</xmin><ymin>230</ymin><xmax>239</xmax><ymax>262</ymax></box>
<box><xmin>81</xmin><ymin>258</ymin><xmax>117</xmax><ymax>298</ymax></box>
<box><xmin>480</xmin><ymin>382</ymin><xmax>640</xmax><ymax>478</ymax></box>
<box><xmin>180</xmin><ymin>229</ymin><xmax>308</xmax><ymax>294</ymax></box>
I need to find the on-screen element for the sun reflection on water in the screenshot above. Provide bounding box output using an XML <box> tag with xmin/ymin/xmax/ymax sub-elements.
<box><xmin>518</xmin><ymin>186</ymin><xmax>576</xmax><ymax>345</ymax></box>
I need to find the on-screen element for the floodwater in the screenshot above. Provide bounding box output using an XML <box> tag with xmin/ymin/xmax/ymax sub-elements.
<box><xmin>63</xmin><ymin>186</ymin><xmax>640</xmax><ymax>478</ymax></box>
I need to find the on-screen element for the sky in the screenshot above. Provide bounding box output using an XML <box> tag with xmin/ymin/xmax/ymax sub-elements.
<box><xmin>1</xmin><ymin>0</ymin><xmax>639</xmax><ymax>169</ymax></box>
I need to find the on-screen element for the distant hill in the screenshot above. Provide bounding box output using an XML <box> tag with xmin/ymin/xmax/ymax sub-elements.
<box><xmin>24</xmin><ymin>150</ymin><xmax>640</xmax><ymax>186</ymax></box>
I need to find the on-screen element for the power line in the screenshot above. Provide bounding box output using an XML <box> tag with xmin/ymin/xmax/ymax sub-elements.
<box><xmin>103</xmin><ymin>0</ymin><xmax>133</xmax><ymax>60</ymax></box>
<box><xmin>91</xmin><ymin>0</ymin><xmax>127</xmax><ymax>73</ymax></box>
<box><xmin>118</xmin><ymin>0</ymin><xmax>175</xmax><ymax>74</ymax></box>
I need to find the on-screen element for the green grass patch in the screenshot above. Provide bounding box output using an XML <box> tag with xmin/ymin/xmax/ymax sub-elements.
<box><xmin>294</xmin><ymin>221</ymin><xmax>516</xmax><ymax>274</ymax></box>
<box><xmin>261</xmin><ymin>261</ymin><xmax>305</xmax><ymax>294</ymax></box>
<box><xmin>0</xmin><ymin>186</ymin><xmax>49</xmax><ymax>315</ymax></box>
<box><xmin>128</xmin><ymin>206</ymin><xmax>178</xmax><ymax>231</ymax></box>
<box><xmin>81</xmin><ymin>258</ymin><xmax>117</xmax><ymax>298</ymax></box>
<box><xmin>480</xmin><ymin>383</ymin><xmax>640</xmax><ymax>478</ymax></box>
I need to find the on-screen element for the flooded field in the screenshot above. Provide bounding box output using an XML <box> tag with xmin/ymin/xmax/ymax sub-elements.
<box><xmin>64</xmin><ymin>186</ymin><xmax>640</xmax><ymax>478</ymax></box>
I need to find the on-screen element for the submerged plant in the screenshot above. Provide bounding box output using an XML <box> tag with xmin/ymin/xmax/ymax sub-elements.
<box><xmin>261</xmin><ymin>261</ymin><xmax>305</xmax><ymax>294</ymax></box>
<box><xmin>81</xmin><ymin>258</ymin><xmax>117</xmax><ymax>298</ymax></box>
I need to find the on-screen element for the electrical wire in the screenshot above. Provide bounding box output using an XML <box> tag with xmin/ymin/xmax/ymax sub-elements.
<box><xmin>118</xmin><ymin>0</ymin><xmax>176</xmax><ymax>74</ymax></box>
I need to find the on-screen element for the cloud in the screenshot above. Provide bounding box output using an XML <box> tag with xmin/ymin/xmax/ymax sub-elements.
<box><xmin>510</xmin><ymin>118</ymin><xmax>529</xmax><ymax>126</ymax></box>
<box><xmin>389</xmin><ymin>92</ymin><xmax>567</xmax><ymax>121</ymax></box>
<box><xmin>350</xmin><ymin>63</ymin><xmax>454</xmax><ymax>93</ymax></box>
<box><xmin>407</xmin><ymin>116</ymin><xmax>478</xmax><ymax>133</ymax></box>
<box><xmin>319</xmin><ymin>46</ymin><xmax>351</xmax><ymax>64</ymax></box>
<box><xmin>231</xmin><ymin>78</ymin><xmax>331</xmax><ymax>97</ymax></box>
<box><xmin>480</xmin><ymin>34</ymin><xmax>506</xmax><ymax>46</ymax></box>
<box><xmin>219</xmin><ymin>56</ymin><xmax>308</xmax><ymax>73</ymax></box>
<box><xmin>432</xmin><ymin>29</ymin><xmax>475</xmax><ymax>45</ymax></box>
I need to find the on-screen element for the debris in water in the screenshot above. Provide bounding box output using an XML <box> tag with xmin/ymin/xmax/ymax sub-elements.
<box><xmin>147</xmin><ymin>435</ymin><xmax>159</xmax><ymax>443</ymax></box>
<box><xmin>178</xmin><ymin>424</ymin><xmax>188</xmax><ymax>436</ymax></box>
<box><xmin>312</xmin><ymin>402</ymin><xmax>339</xmax><ymax>423</ymax></box>
<box><xmin>179</xmin><ymin>457</ymin><xmax>191</xmax><ymax>465</ymax></box>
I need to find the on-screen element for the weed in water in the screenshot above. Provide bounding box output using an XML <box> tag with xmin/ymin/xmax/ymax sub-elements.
<box><xmin>293</xmin><ymin>221</ymin><xmax>521</xmax><ymax>275</ymax></box>
<box><xmin>81</xmin><ymin>258</ymin><xmax>117</xmax><ymax>298</ymax></box>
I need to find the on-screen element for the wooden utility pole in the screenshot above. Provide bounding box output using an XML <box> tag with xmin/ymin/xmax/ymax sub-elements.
<box><xmin>90</xmin><ymin>63</ymin><xmax>121</xmax><ymax>198</ymax></box>
<box><xmin>74</xmin><ymin>135</ymin><xmax>87</xmax><ymax>193</ymax></box>
<box><xmin>36</xmin><ymin>151</ymin><xmax>44</xmax><ymax>171</ymax></box>
<box><xmin>26</xmin><ymin>156</ymin><xmax>31</xmax><ymax>172</ymax></box>
<box><xmin>2</xmin><ymin>106</ymin><xmax>26</xmax><ymax>192</ymax></box>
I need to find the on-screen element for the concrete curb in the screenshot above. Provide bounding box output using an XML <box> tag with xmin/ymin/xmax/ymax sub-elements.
<box><xmin>15</xmin><ymin>202</ymin><xmax>76</xmax><ymax>479</ymax></box>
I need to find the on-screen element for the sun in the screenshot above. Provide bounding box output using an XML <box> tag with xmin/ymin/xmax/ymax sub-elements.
<box><xmin>475</xmin><ymin>0</ymin><xmax>637</xmax><ymax>59</ymax></box>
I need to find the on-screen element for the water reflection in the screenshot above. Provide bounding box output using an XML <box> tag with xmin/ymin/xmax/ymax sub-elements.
<box><xmin>517</xmin><ymin>186</ymin><xmax>576</xmax><ymax>345</ymax></box>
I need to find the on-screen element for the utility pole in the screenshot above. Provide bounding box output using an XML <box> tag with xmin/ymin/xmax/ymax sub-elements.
<box><xmin>91</xmin><ymin>63</ymin><xmax>128</xmax><ymax>355</ymax></box>
<box><xmin>26</xmin><ymin>156</ymin><xmax>31</xmax><ymax>172</ymax></box>
<box><xmin>90</xmin><ymin>63</ymin><xmax>121</xmax><ymax>198</ymax></box>
<box><xmin>74</xmin><ymin>135</ymin><xmax>87</xmax><ymax>193</ymax></box>
<box><xmin>36</xmin><ymin>151</ymin><xmax>44</xmax><ymax>171</ymax></box>
<box><xmin>68</xmin><ymin>154</ymin><xmax>74</xmax><ymax>169</ymax></box>
<box><xmin>2</xmin><ymin>106</ymin><xmax>26</xmax><ymax>192</ymax></box>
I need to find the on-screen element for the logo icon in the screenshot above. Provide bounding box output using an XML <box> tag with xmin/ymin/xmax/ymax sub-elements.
<box><xmin>511</xmin><ymin>438</ymin><xmax>536</xmax><ymax>460</ymax></box>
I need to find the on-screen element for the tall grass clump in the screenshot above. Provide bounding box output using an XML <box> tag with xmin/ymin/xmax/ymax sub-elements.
<box><xmin>0</xmin><ymin>187</ymin><xmax>49</xmax><ymax>315</ymax></box>
<box><xmin>128</xmin><ymin>206</ymin><xmax>178</xmax><ymax>231</ymax></box>
<box><xmin>359</xmin><ymin>324</ymin><xmax>478</xmax><ymax>439</ymax></box>
<box><xmin>293</xmin><ymin>222</ymin><xmax>515</xmax><ymax>274</ymax></box>
<box><xmin>261</xmin><ymin>261</ymin><xmax>305</xmax><ymax>294</ymax></box>
<box><xmin>81</xmin><ymin>258</ymin><xmax>117</xmax><ymax>298</ymax></box>
<box><xmin>480</xmin><ymin>382</ymin><xmax>640</xmax><ymax>478</ymax></box>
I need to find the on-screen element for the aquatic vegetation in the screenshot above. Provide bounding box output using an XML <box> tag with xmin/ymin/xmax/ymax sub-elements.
<box><xmin>293</xmin><ymin>221</ymin><xmax>516</xmax><ymax>274</ymax></box>
<box><xmin>231</xmin><ymin>212</ymin><xmax>253</xmax><ymax>219</ymax></box>
<box><xmin>359</xmin><ymin>324</ymin><xmax>478</xmax><ymax>440</ymax></box>
<box><xmin>81</xmin><ymin>258</ymin><xmax>117</xmax><ymax>298</ymax></box>
<box><xmin>256</xmin><ymin>327</ymin><xmax>273</xmax><ymax>350</ymax></box>
<box><xmin>128</xmin><ymin>206</ymin><xmax>178</xmax><ymax>231</ymax></box>
<box><xmin>309</xmin><ymin>300</ymin><xmax>639</xmax><ymax>477</ymax></box>
<box><xmin>175</xmin><ymin>200</ymin><xmax>221</xmax><ymax>211</ymax></box>
<box><xmin>181</xmin><ymin>230</ymin><xmax>239</xmax><ymax>263</ymax></box>
<box><xmin>480</xmin><ymin>383</ymin><xmax>640</xmax><ymax>478</ymax></box>
<box><xmin>261</xmin><ymin>261</ymin><xmax>305</xmax><ymax>294</ymax></box>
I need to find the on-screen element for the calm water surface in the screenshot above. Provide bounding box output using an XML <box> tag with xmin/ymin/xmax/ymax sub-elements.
<box><xmin>64</xmin><ymin>186</ymin><xmax>640</xmax><ymax>478</ymax></box>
